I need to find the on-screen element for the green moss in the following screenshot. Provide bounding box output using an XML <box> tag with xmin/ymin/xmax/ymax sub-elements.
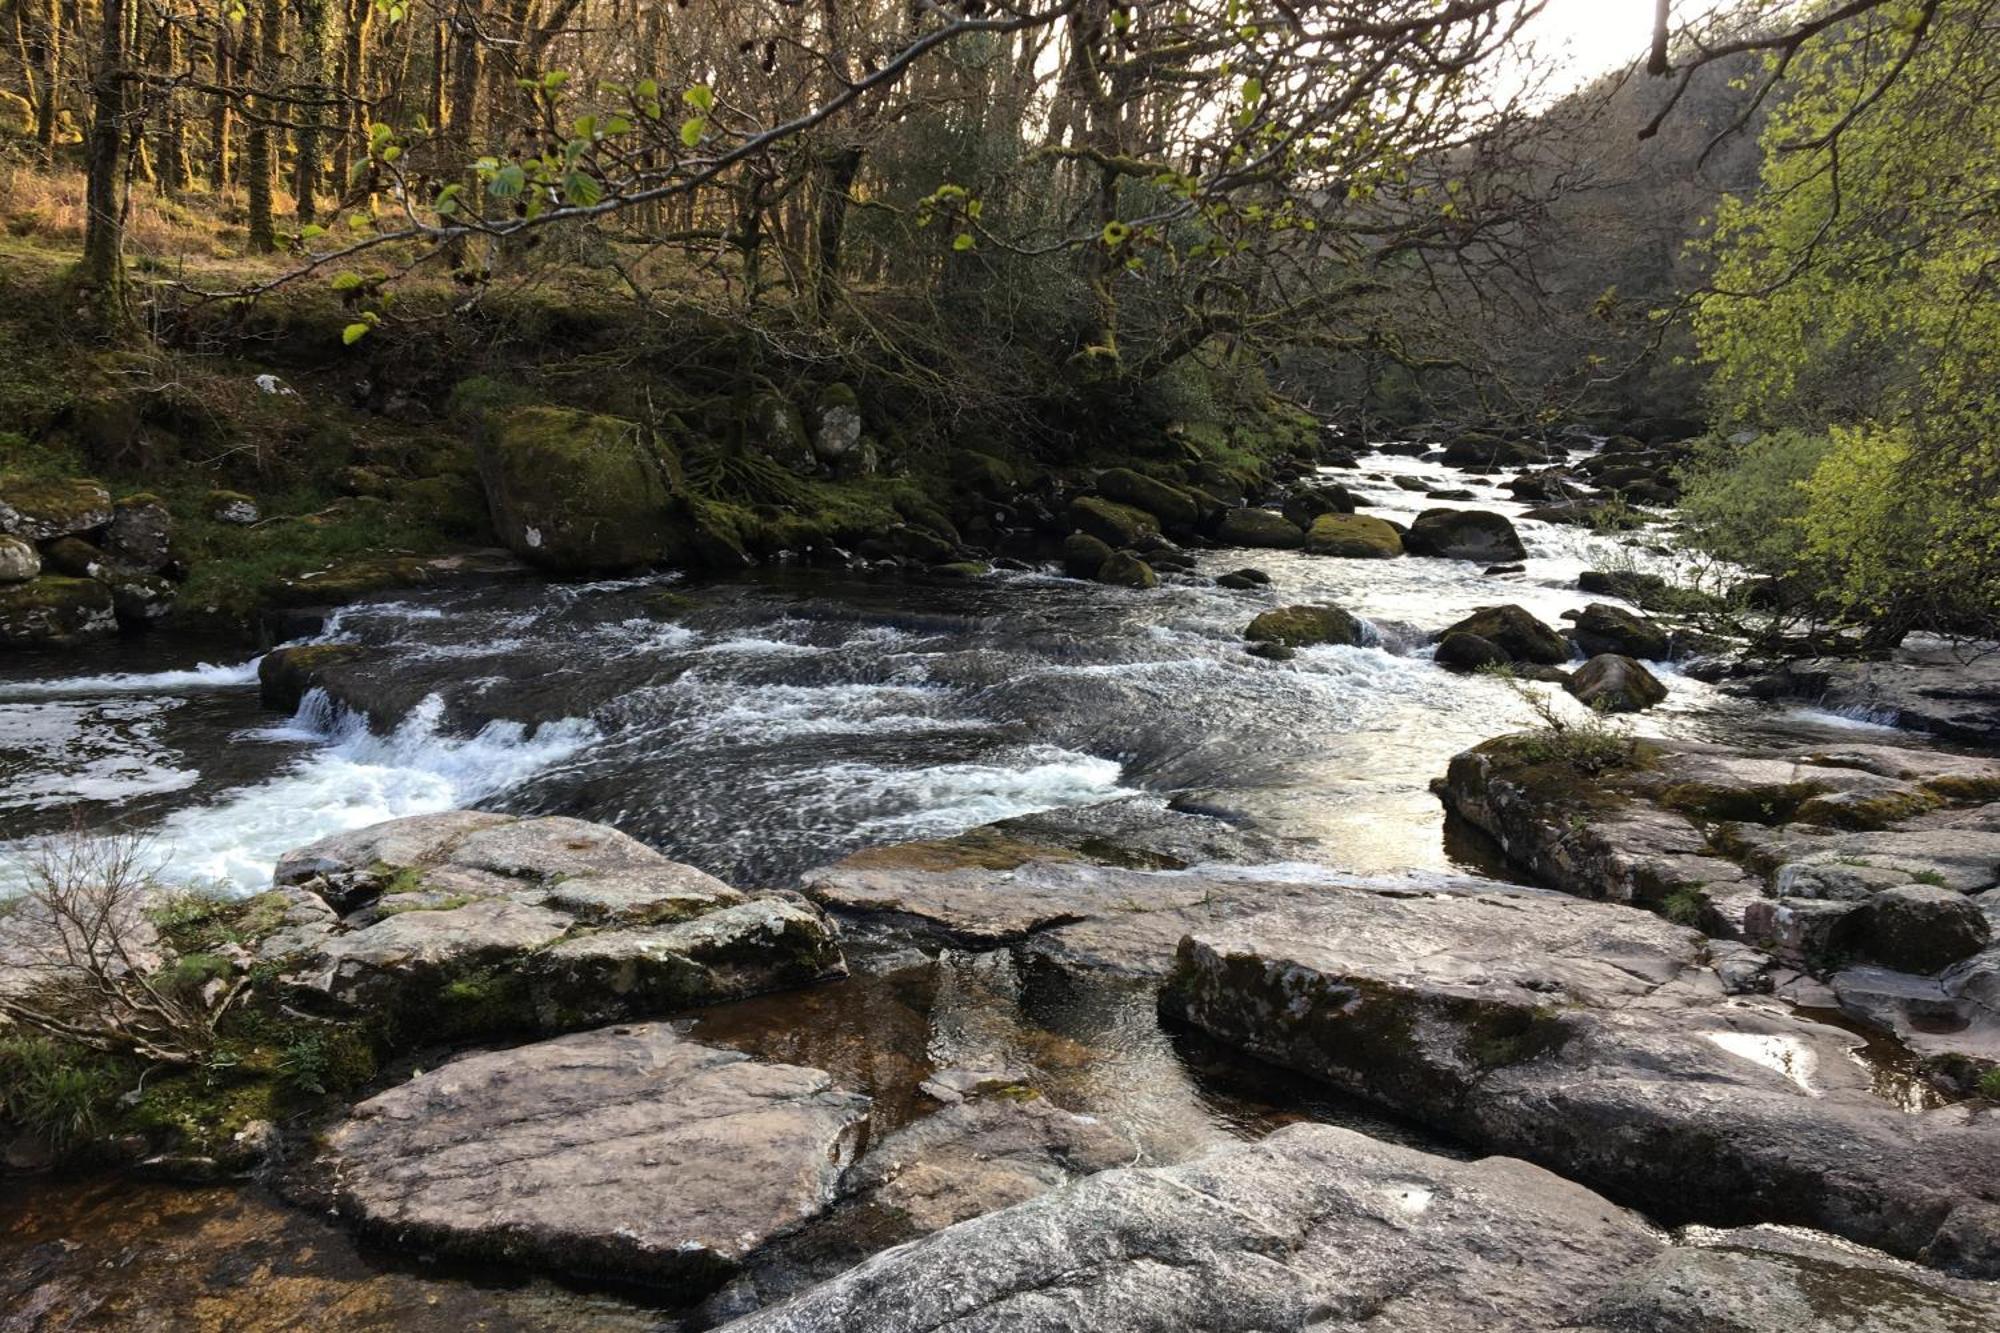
<box><xmin>1981</xmin><ymin>1068</ymin><xmax>2000</xmax><ymax>1101</ymax></box>
<box><xmin>1662</xmin><ymin>887</ymin><xmax>1707</xmax><ymax>926</ymax></box>
<box><xmin>149</xmin><ymin>888</ymin><xmax>293</xmax><ymax>955</ymax></box>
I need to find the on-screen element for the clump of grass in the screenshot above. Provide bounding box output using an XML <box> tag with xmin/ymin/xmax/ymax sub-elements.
<box><xmin>1481</xmin><ymin>665</ymin><xmax>1640</xmax><ymax>775</ymax></box>
<box><xmin>1979</xmin><ymin>1067</ymin><xmax>2000</xmax><ymax>1102</ymax></box>
<box><xmin>1661</xmin><ymin>888</ymin><xmax>1706</xmax><ymax>927</ymax></box>
<box><xmin>0</xmin><ymin>1034</ymin><xmax>121</xmax><ymax>1151</ymax></box>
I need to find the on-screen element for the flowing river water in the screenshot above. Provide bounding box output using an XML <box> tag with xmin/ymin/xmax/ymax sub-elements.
<box><xmin>0</xmin><ymin>447</ymin><xmax>1929</xmax><ymax>1328</ymax></box>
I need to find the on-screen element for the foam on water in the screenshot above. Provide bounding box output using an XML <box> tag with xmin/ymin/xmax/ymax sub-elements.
<box><xmin>0</xmin><ymin>658</ymin><xmax>262</xmax><ymax>699</ymax></box>
<box><xmin>132</xmin><ymin>690</ymin><xmax>599</xmax><ymax>891</ymax></box>
<box><xmin>831</xmin><ymin>748</ymin><xmax>1132</xmax><ymax>838</ymax></box>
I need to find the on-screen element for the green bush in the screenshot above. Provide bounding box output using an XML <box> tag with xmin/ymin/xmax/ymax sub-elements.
<box><xmin>1675</xmin><ymin>429</ymin><xmax>1830</xmax><ymax>578</ymax></box>
<box><xmin>0</xmin><ymin>1035</ymin><xmax>121</xmax><ymax>1151</ymax></box>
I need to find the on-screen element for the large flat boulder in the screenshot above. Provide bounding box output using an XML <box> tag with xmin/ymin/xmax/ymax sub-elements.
<box><xmin>719</xmin><ymin>1120</ymin><xmax>1997</xmax><ymax>1331</ymax></box>
<box><xmin>323</xmin><ymin>1023</ymin><xmax>869</xmax><ymax>1290</ymax></box>
<box><xmin>1163</xmin><ymin>890</ymin><xmax>2000</xmax><ymax>1274</ymax></box>
<box><xmin>263</xmin><ymin>811</ymin><xmax>844</xmax><ymax>1034</ymax></box>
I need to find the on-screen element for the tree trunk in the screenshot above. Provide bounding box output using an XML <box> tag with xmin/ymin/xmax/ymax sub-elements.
<box><xmin>329</xmin><ymin>0</ymin><xmax>371</xmax><ymax>205</ymax></box>
<box><xmin>31</xmin><ymin>0</ymin><xmax>62</xmax><ymax>162</ymax></box>
<box><xmin>208</xmin><ymin>14</ymin><xmax>232</xmax><ymax>190</ymax></box>
<box><xmin>155</xmin><ymin>15</ymin><xmax>191</xmax><ymax>193</ymax></box>
<box><xmin>292</xmin><ymin>0</ymin><xmax>330</xmax><ymax>223</ymax></box>
<box><xmin>810</xmin><ymin>144</ymin><xmax>862</xmax><ymax>316</ymax></box>
<box><xmin>79</xmin><ymin>0</ymin><xmax>129</xmax><ymax>327</ymax></box>
<box><xmin>244</xmin><ymin>0</ymin><xmax>281</xmax><ymax>251</ymax></box>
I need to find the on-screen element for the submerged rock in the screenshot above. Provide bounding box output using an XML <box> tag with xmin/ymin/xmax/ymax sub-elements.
<box><xmin>263</xmin><ymin>811</ymin><xmax>843</xmax><ymax>1033</ymax></box>
<box><xmin>1164</xmin><ymin>891</ymin><xmax>2000</xmax><ymax>1274</ymax></box>
<box><xmin>1403</xmin><ymin>508</ymin><xmax>1526</xmax><ymax>562</ymax></box>
<box><xmin>323</xmin><ymin>1023</ymin><xmax>869</xmax><ymax>1290</ymax></box>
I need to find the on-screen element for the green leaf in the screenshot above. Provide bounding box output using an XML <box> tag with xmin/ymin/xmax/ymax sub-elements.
<box><xmin>680</xmin><ymin>116</ymin><xmax>705</xmax><ymax>148</ymax></box>
<box><xmin>542</xmin><ymin>70</ymin><xmax>570</xmax><ymax>91</ymax></box>
<box><xmin>602</xmin><ymin>115</ymin><xmax>633</xmax><ymax>136</ymax></box>
<box><xmin>487</xmin><ymin>164</ymin><xmax>527</xmax><ymax>198</ymax></box>
<box><xmin>683</xmin><ymin>83</ymin><xmax>714</xmax><ymax>112</ymax></box>
<box><xmin>635</xmin><ymin>78</ymin><xmax>658</xmax><ymax>99</ymax></box>
<box><xmin>1101</xmin><ymin>220</ymin><xmax>1131</xmax><ymax>246</ymax></box>
<box><xmin>952</xmin><ymin>232</ymin><xmax>974</xmax><ymax>252</ymax></box>
<box><xmin>434</xmin><ymin>183</ymin><xmax>462</xmax><ymax>216</ymax></box>
<box><xmin>300</xmin><ymin>223</ymin><xmax>325</xmax><ymax>240</ymax></box>
<box><xmin>381</xmin><ymin>144</ymin><xmax>401</xmax><ymax>164</ymax></box>
<box><xmin>563</xmin><ymin>170</ymin><xmax>602</xmax><ymax>207</ymax></box>
<box><xmin>330</xmin><ymin>271</ymin><xmax>364</xmax><ymax>292</ymax></box>
<box><xmin>342</xmin><ymin>322</ymin><xmax>370</xmax><ymax>345</ymax></box>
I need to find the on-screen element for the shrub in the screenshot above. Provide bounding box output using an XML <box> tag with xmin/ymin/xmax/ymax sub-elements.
<box><xmin>0</xmin><ymin>1035</ymin><xmax>120</xmax><ymax>1151</ymax></box>
<box><xmin>1482</xmin><ymin>665</ymin><xmax>1640</xmax><ymax>775</ymax></box>
<box><xmin>1675</xmin><ymin>429</ymin><xmax>1829</xmax><ymax>578</ymax></box>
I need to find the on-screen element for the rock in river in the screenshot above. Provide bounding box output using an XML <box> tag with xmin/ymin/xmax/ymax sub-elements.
<box><xmin>476</xmin><ymin>405</ymin><xmax>678</xmax><ymax>573</ymax></box>
<box><xmin>718</xmin><ymin>1117</ymin><xmax>2000</xmax><ymax>1331</ymax></box>
<box><xmin>1302</xmin><ymin>512</ymin><xmax>1403</xmax><ymax>558</ymax></box>
<box><xmin>323</xmin><ymin>1022</ymin><xmax>869</xmax><ymax>1290</ymax></box>
<box><xmin>1437</xmin><ymin>603</ymin><xmax>1569</xmax><ymax>665</ymax></box>
<box><xmin>1572</xmin><ymin>601</ymin><xmax>1670</xmax><ymax>660</ymax></box>
<box><xmin>1213</xmin><ymin>506</ymin><xmax>1306</xmax><ymax>549</ymax></box>
<box><xmin>1403</xmin><ymin>508</ymin><xmax>1526</xmax><ymax>562</ymax></box>
<box><xmin>1244</xmin><ymin>603</ymin><xmax>1365</xmax><ymax>650</ymax></box>
<box><xmin>1163</xmin><ymin>889</ymin><xmax>2000</xmax><ymax>1274</ymax></box>
<box><xmin>1566</xmin><ymin>652</ymin><xmax>1668</xmax><ymax>713</ymax></box>
<box><xmin>261</xmin><ymin>811</ymin><xmax>844</xmax><ymax>1034</ymax></box>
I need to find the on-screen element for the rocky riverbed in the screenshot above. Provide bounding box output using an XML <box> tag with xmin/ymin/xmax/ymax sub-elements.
<box><xmin>5</xmin><ymin>428</ymin><xmax>1999</xmax><ymax>1330</ymax></box>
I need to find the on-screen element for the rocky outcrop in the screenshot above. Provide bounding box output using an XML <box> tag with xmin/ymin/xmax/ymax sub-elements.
<box><xmin>1302</xmin><ymin>512</ymin><xmax>1402</xmax><ymax>558</ymax></box>
<box><xmin>1244</xmin><ymin>604</ymin><xmax>1365</xmax><ymax>650</ymax></box>
<box><xmin>0</xmin><ymin>477</ymin><xmax>113</xmax><ymax>543</ymax></box>
<box><xmin>1094</xmin><ymin>469</ymin><xmax>1198</xmax><ymax>535</ymax></box>
<box><xmin>1066</xmin><ymin>496</ymin><xmax>1158</xmax><ymax>549</ymax></box>
<box><xmin>721</xmin><ymin>1118</ymin><xmax>1999</xmax><ymax>1331</ymax></box>
<box><xmin>1403</xmin><ymin>508</ymin><xmax>1526</xmax><ymax>562</ymax></box>
<box><xmin>0</xmin><ymin>535</ymin><xmax>39</xmax><ymax>582</ymax></box>
<box><xmin>323</xmin><ymin>1023</ymin><xmax>869</xmax><ymax>1289</ymax></box>
<box><xmin>1750</xmin><ymin>640</ymin><xmax>2000</xmax><ymax>745</ymax></box>
<box><xmin>476</xmin><ymin>405</ymin><xmax>679</xmax><ymax>573</ymax></box>
<box><xmin>1567</xmin><ymin>653</ymin><xmax>1668</xmax><ymax>712</ymax></box>
<box><xmin>1163</xmin><ymin>890</ymin><xmax>2000</xmax><ymax>1274</ymax></box>
<box><xmin>261</xmin><ymin>811</ymin><xmax>844</xmax><ymax>1033</ymax></box>
<box><xmin>1278</xmin><ymin>483</ymin><xmax>1358</xmax><ymax>530</ymax></box>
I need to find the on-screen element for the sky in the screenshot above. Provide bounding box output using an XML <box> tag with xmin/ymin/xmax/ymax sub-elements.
<box><xmin>1522</xmin><ymin>0</ymin><xmax>1674</xmax><ymax>94</ymax></box>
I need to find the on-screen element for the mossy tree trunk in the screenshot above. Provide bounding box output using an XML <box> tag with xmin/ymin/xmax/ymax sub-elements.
<box><xmin>208</xmin><ymin>13</ymin><xmax>233</xmax><ymax>190</ymax></box>
<box><xmin>291</xmin><ymin>0</ymin><xmax>331</xmax><ymax>224</ymax></box>
<box><xmin>243</xmin><ymin>0</ymin><xmax>282</xmax><ymax>251</ymax></box>
<box><xmin>29</xmin><ymin>0</ymin><xmax>62</xmax><ymax>162</ymax></box>
<box><xmin>154</xmin><ymin>13</ymin><xmax>192</xmax><ymax>193</ymax></box>
<box><xmin>78</xmin><ymin>0</ymin><xmax>129</xmax><ymax>329</ymax></box>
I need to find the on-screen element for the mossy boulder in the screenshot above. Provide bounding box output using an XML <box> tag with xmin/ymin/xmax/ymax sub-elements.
<box><xmin>1439</xmin><ymin>605</ymin><xmax>1570</xmax><ymax>666</ymax></box>
<box><xmin>1573</xmin><ymin>603</ymin><xmax>1669</xmax><ymax>661</ymax></box>
<box><xmin>477</xmin><ymin>406</ymin><xmax>679</xmax><ymax>574</ymax></box>
<box><xmin>1096</xmin><ymin>469</ymin><xmax>1198</xmax><ymax>534</ymax></box>
<box><xmin>952</xmin><ymin>451</ymin><xmax>1019</xmax><ymax>501</ymax></box>
<box><xmin>1566</xmin><ymin>654</ymin><xmax>1668</xmax><ymax>714</ymax></box>
<box><xmin>1062</xmin><ymin>532</ymin><xmax>1115</xmax><ymax>579</ymax></box>
<box><xmin>1857</xmin><ymin>885</ymin><xmax>1991</xmax><ymax>974</ymax></box>
<box><xmin>1215</xmin><ymin>508</ymin><xmax>1306</xmax><ymax>550</ymax></box>
<box><xmin>104</xmin><ymin>494</ymin><xmax>173</xmax><ymax>571</ymax></box>
<box><xmin>748</xmin><ymin>391</ymin><xmax>816</xmax><ymax>474</ymax></box>
<box><xmin>1280</xmin><ymin>485</ymin><xmax>1359</xmax><ymax>530</ymax></box>
<box><xmin>0</xmin><ymin>576</ymin><xmax>116</xmax><ymax>646</ymax></box>
<box><xmin>1305</xmin><ymin>513</ymin><xmax>1403</xmax><ymax>559</ymax></box>
<box><xmin>1095</xmin><ymin>552</ymin><xmax>1159</xmax><ymax>589</ymax></box>
<box><xmin>207</xmin><ymin>491</ymin><xmax>260</xmax><ymax>525</ymax></box>
<box><xmin>811</xmin><ymin>384</ymin><xmax>864</xmax><ymax>465</ymax></box>
<box><xmin>1246</xmin><ymin>604</ymin><xmax>1365</xmax><ymax>649</ymax></box>
<box><xmin>42</xmin><ymin>536</ymin><xmax>107</xmax><ymax>578</ymax></box>
<box><xmin>1067</xmin><ymin>496</ymin><xmax>1158</xmax><ymax>548</ymax></box>
<box><xmin>104</xmin><ymin>571</ymin><xmax>176</xmax><ymax>628</ymax></box>
<box><xmin>1404</xmin><ymin>509</ymin><xmax>1527</xmax><ymax>563</ymax></box>
<box><xmin>0</xmin><ymin>476</ymin><xmax>112</xmax><ymax>543</ymax></box>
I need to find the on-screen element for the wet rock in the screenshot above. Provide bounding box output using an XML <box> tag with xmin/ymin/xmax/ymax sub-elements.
<box><xmin>1404</xmin><ymin>508</ymin><xmax>1526</xmax><ymax>562</ymax></box>
<box><xmin>1508</xmin><ymin>468</ymin><xmax>1590</xmax><ymax>502</ymax></box>
<box><xmin>1060</xmin><ymin>531</ymin><xmax>1114</xmax><ymax>579</ymax></box>
<box><xmin>1860</xmin><ymin>885</ymin><xmax>1992</xmax><ymax>974</ymax></box>
<box><xmin>1066</xmin><ymin>496</ymin><xmax>1158</xmax><ymax>549</ymax></box>
<box><xmin>1302</xmin><ymin>512</ymin><xmax>1402</xmax><ymax>558</ymax></box>
<box><xmin>1582</xmin><ymin>1226</ymin><xmax>2000</xmax><ymax>1332</ymax></box>
<box><xmin>1093</xmin><ymin>551</ymin><xmax>1158</xmax><ymax>590</ymax></box>
<box><xmin>1244</xmin><ymin>603</ymin><xmax>1364</xmax><ymax>650</ymax></box>
<box><xmin>1438</xmin><ymin>604</ymin><xmax>1569</xmax><ymax>665</ymax></box>
<box><xmin>1095</xmin><ymin>469</ymin><xmax>1197</xmax><ymax>534</ymax></box>
<box><xmin>1164</xmin><ymin>893</ymin><xmax>2000</xmax><ymax>1273</ymax></box>
<box><xmin>476</xmin><ymin>405</ymin><xmax>677</xmax><ymax>574</ymax></box>
<box><xmin>1434</xmin><ymin>630</ymin><xmax>1509</xmax><ymax>674</ymax></box>
<box><xmin>1579</xmin><ymin>568</ymin><xmax>1671</xmax><ymax>607</ymax></box>
<box><xmin>1567</xmin><ymin>653</ymin><xmax>1668</xmax><ymax>713</ymax></box>
<box><xmin>1484</xmin><ymin>562</ymin><xmax>1526</xmax><ymax>576</ymax></box>
<box><xmin>0</xmin><ymin>535</ymin><xmax>38</xmax><ymax>582</ymax></box>
<box><xmin>323</xmin><ymin>1023</ymin><xmax>869</xmax><ymax>1289</ymax></box>
<box><xmin>724</xmin><ymin>1122</ymin><xmax>1673</xmax><ymax>1333</ymax></box>
<box><xmin>1278</xmin><ymin>484</ymin><xmax>1358</xmax><ymax>529</ymax></box>
<box><xmin>263</xmin><ymin>812</ymin><xmax>842</xmax><ymax>1031</ymax></box>
<box><xmin>842</xmin><ymin>1093</ymin><xmax>1132</xmax><ymax>1236</ymax></box>
<box><xmin>1759</xmin><ymin>642</ymin><xmax>2000</xmax><ymax>745</ymax></box>
<box><xmin>206</xmin><ymin>489</ymin><xmax>260</xmax><ymax>525</ymax></box>
<box><xmin>0</xmin><ymin>476</ymin><xmax>112</xmax><ymax>542</ymax></box>
<box><xmin>1213</xmin><ymin>507</ymin><xmax>1305</xmax><ymax>549</ymax></box>
<box><xmin>1213</xmin><ymin>568</ymin><xmax>1267</xmax><ymax>590</ymax></box>
<box><xmin>257</xmin><ymin>643</ymin><xmax>373</xmax><ymax>713</ymax></box>
<box><xmin>0</xmin><ymin>575</ymin><xmax>117</xmax><ymax>647</ymax></box>
<box><xmin>1573</xmin><ymin>602</ymin><xmax>1669</xmax><ymax>660</ymax></box>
